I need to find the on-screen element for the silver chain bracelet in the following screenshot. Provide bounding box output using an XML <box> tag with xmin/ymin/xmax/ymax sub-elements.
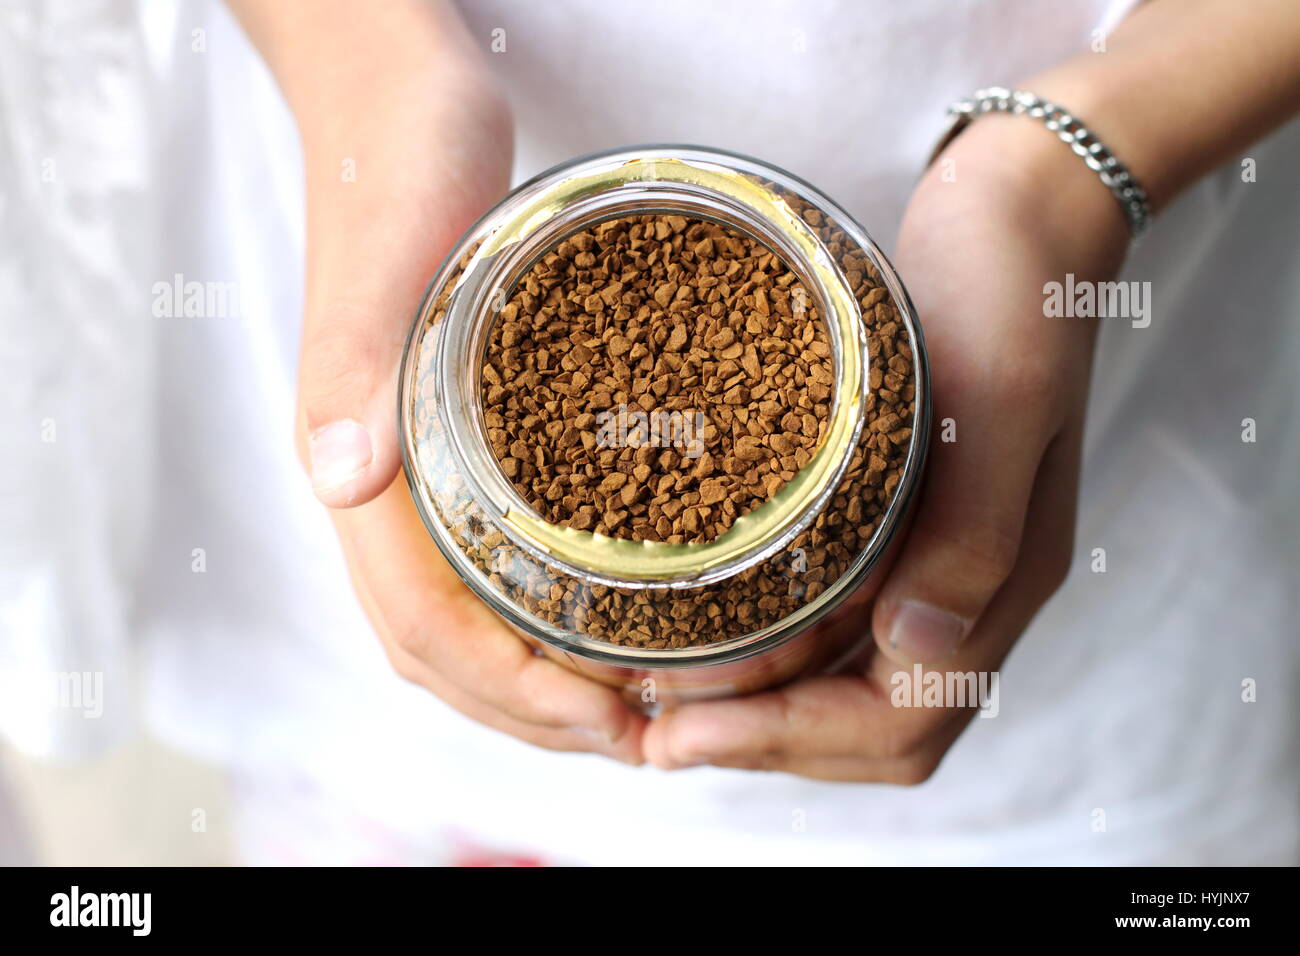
<box><xmin>929</xmin><ymin>86</ymin><xmax>1153</xmax><ymax>239</ymax></box>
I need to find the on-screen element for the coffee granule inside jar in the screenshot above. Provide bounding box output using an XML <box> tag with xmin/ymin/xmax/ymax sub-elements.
<box><xmin>482</xmin><ymin>214</ymin><xmax>834</xmax><ymax>544</ymax></box>
<box><xmin>424</xmin><ymin>183</ymin><xmax>918</xmax><ymax>649</ymax></box>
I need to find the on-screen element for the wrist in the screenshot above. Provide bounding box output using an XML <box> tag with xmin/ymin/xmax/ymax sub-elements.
<box><xmin>1018</xmin><ymin>56</ymin><xmax>1167</xmax><ymax>212</ymax></box>
<box><xmin>929</xmin><ymin>113</ymin><xmax>1130</xmax><ymax>277</ymax></box>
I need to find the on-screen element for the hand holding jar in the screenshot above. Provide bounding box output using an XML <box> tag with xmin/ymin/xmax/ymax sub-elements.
<box><xmin>230</xmin><ymin>0</ymin><xmax>648</xmax><ymax>762</ymax></box>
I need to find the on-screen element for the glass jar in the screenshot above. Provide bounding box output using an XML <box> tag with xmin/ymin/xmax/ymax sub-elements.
<box><xmin>400</xmin><ymin>145</ymin><xmax>929</xmax><ymax>706</ymax></box>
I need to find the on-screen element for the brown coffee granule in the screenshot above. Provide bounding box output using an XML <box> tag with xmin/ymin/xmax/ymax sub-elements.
<box><xmin>415</xmin><ymin>184</ymin><xmax>917</xmax><ymax>649</ymax></box>
<box><xmin>481</xmin><ymin>214</ymin><xmax>834</xmax><ymax>544</ymax></box>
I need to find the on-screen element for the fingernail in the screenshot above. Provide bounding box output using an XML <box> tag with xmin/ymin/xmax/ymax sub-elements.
<box><xmin>663</xmin><ymin>744</ymin><xmax>707</xmax><ymax>770</ymax></box>
<box><xmin>888</xmin><ymin>600</ymin><xmax>968</xmax><ymax>662</ymax></box>
<box><xmin>309</xmin><ymin>419</ymin><xmax>373</xmax><ymax>495</ymax></box>
<box><xmin>666</xmin><ymin>755</ymin><xmax>707</xmax><ymax>770</ymax></box>
<box><xmin>570</xmin><ymin>726</ymin><xmax>620</xmax><ymax>746</ymax></box>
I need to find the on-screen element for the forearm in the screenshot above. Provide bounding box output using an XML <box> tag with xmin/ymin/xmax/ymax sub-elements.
<box><xmin>1025</xmin><ymin>0</ymin><xmax>1300</xmax><ymax>212</ymax></box>
<box><xmin>224</xmin><ymin>0</ymin><xmax>509</xmax><ymax>305</ymax></box>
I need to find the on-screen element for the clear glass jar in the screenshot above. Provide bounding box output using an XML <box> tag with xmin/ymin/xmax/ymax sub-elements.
<box><xmin>400</xmin><ymin>145</ymin><xmax>929</xmax><ymax>706</ymax></box>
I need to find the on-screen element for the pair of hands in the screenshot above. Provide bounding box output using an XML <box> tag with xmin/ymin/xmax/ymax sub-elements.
<box><xmin>293</xmin><ymin>68</ymin><xmax>1129</xmax><ymax>781</ymax></box>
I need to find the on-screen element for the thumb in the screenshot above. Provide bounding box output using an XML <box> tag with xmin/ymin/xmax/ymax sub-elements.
<box><xmin>870</xmin><ymin>362</ymin><xmax>1057</xmax><ymax>664</ymax></box>
<box><xmin>295</xmin><ymin>162</ymin><xmax>497</xmax><ymax>508</ymax></box>
<box><xmin>295</xmin><ymin>122</ymin><xmax>511</xmax><ymax>508</ymax></box>
<box><xmin>298</xmin><ymin>255</ymin><xmax>420</xmax><ymax>509</ymax></box>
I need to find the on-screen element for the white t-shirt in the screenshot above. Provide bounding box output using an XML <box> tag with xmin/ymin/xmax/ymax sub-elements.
<box><xmin>2</xmin><ymin>0</ymin><xmax>1296</xmax><ymax>864</ymax></box>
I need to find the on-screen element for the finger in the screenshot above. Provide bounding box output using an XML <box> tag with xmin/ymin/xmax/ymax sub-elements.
<box><xmin>642</xmin><ymin>674</ymin><xmax>964</xmax><ymax>768</ymax></box>
<box><xmin>296</xmin><ymin>212</ymin><xmax>458</xmax><ymax>508</ymax></box>
<box><xmin>335</xmin><ymin>478</ymin><xmax>641</xmax><ymax>742</ymax></box>
<box><xmin>871</xmin><ymin>415</ymin><xmax>1082</xmax><ymax>689</ymax></box>
<box><xmin>297</xmin><ymin>121</ymin><xmax>509</xmax><ymax>509</ymax></box>
<box><xmin>709</xmin><ymin>708</ymin><xmax>974</xmax><ymax>784</ymax></box>
<box><xmin>376</xmin><ymin>606</ymin><xmax>645</xmax><ymax>762</ymax></box>
<box><xmin>351</xmin><ymin>571</ymin><xmax>644</xmax><ymax>764</ymax></box>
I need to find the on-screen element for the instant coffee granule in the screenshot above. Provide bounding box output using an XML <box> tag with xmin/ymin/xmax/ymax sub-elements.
<box><xmin>482</xmin><ymin>214</ymin><xmax>834</xmax><ymax>545</ymax></box>
<box><xmin>426</xmin><ymin>187</ymin><xmax>916</xmax><ymax>649</ymax></box>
